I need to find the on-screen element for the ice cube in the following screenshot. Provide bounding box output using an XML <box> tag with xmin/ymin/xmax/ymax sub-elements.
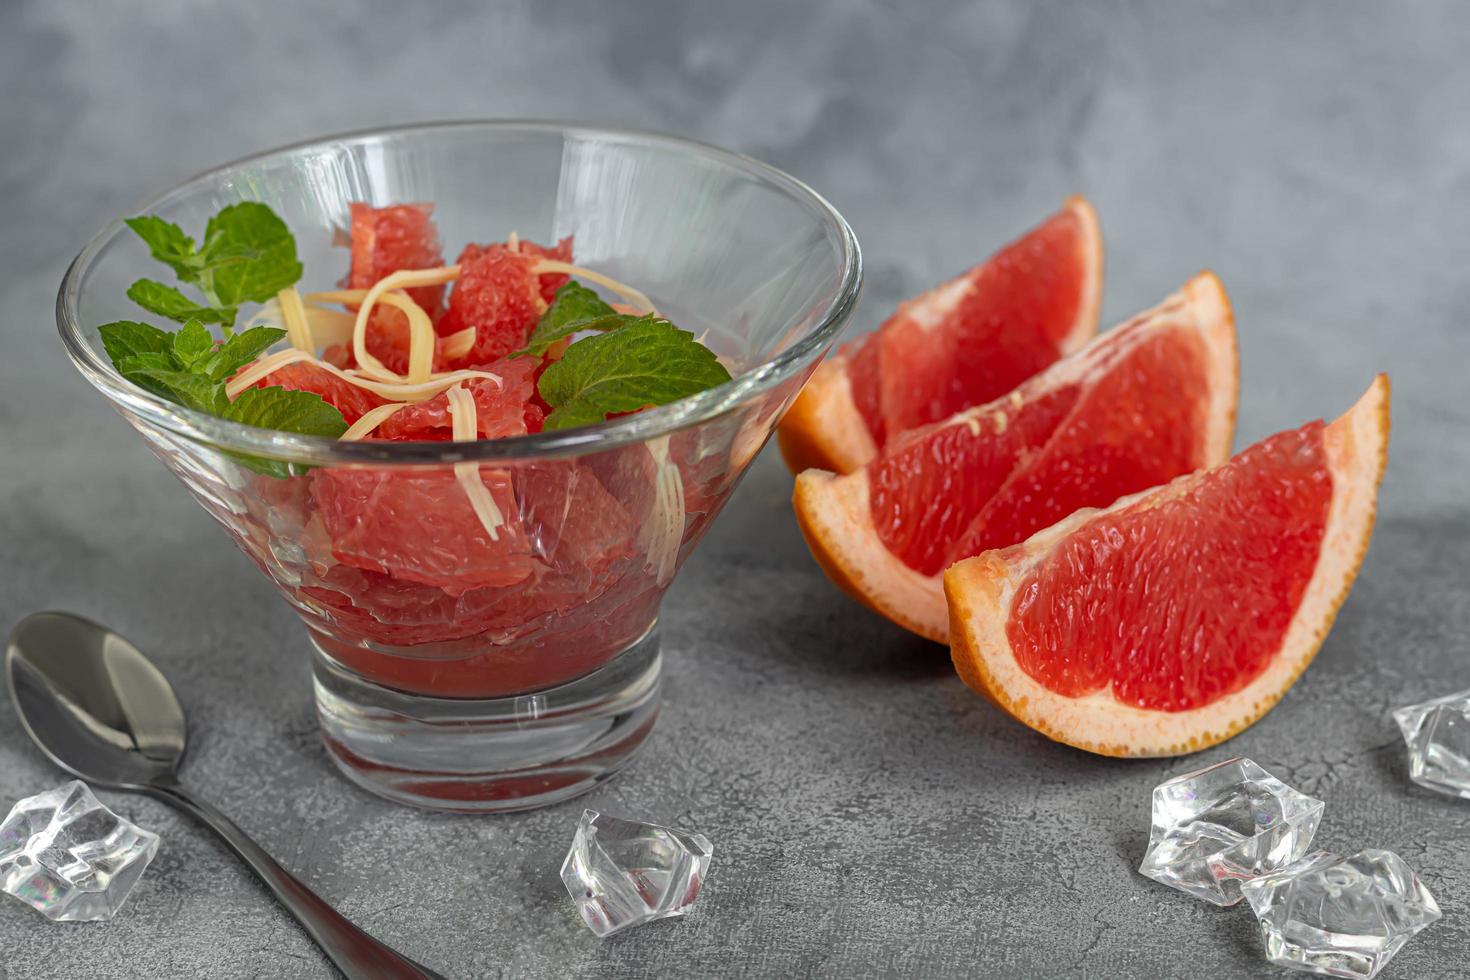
<box><xmin>1138</xmin><ymin>757</ymin><xmax>1324</xmax><ymax>906</ymax></box>
<box><xmin>0</xmin><ymin>781</ymin><xmax>159</xmax><ymax>922</ymax></box>
<box><xmin>1393</xmin><ymin>689</ymin><xmax>1470</xmax><ymax>798</ymax></box>
<box><xmin>560</xmin><ymin>809</ymin><xmax>712</xmax><ymax>937</ymax></box>
<box><xmin>1240</xmin><ymin>848</ymin><xmax>1440</xmax><ymax>978</ymax></box>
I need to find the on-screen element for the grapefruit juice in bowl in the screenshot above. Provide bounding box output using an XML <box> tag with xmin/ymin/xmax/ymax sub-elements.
<box><xmin>58</xmin><ymin>122</ymin><xmax>861</xmax><ymax>812</ymax></box>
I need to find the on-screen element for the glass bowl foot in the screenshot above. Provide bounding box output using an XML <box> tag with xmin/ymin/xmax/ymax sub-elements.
<box><xmin>311</xmin><ymin>630</ymin><xmax>661</xmax><ymax>813</ymax></box>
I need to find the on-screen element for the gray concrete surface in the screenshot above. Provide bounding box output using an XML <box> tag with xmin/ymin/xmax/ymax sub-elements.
<box><xmin>2</xmin><ymin>1</ymin><xmax>1468</xmax><ymax>977</ymax></box>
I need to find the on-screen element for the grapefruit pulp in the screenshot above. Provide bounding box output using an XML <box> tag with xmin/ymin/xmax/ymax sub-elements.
<box><xmin>794</xmin><ymin>272</ymin><xmax>1237</xmax><ymax>642</ymax></box>
<box><xmin>345</xmin><ymin>203</ymin><xmax>448</xmax><ymax>375</ymax></box>
<box><xmin>437</xmin><ymin>238</ymin><xmax>573</xmax><ymax>366</ymax></box>
<box><xmin>346</xmin><ymin>203</ymin><xmax>446</xmax><ymax>317</ymax></box>
<box><xmin>777</xmin><ymin>197</ymin><xmax>1102</xmax><ymax>474</ymax></box>
<box><xmin>945</xmin><ymin>375</ymin><xmax>1391</xmax><ymax>757</ymax></box>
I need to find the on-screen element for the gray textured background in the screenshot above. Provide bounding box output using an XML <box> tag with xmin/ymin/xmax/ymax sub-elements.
<box><xmin>2</xmin><ymin>1</ymin><xmax>1468</xmax><ymax>977</ymax></box>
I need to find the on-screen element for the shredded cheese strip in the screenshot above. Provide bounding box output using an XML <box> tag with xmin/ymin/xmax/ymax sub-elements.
<box><xmin>245</xmin><ymin>298</ymin><xmax>357</xmax><ymax>350</ymax></box>
<box><xmin>440</xmin><ymin>326</ymin><xmax>477</xmax><ymax>361</ymax></box>
<box><xmin>343</xmin><ymin>366</ymin><xmax>505</xmax><ymax>392</ymax></box>
<box><xmin>638</xmin><ymin>435</ymin><xmax>686</xmax><ymax>586</ymax></box>
<box><xmin>301</xmin><ymin>305</ymin><xmax>357</xmax><ymax>348</ymax></box>
<box><xmin>315</xmin><ymin>289</ymin><xmax>437</xmax><ymax>385</ymax></box>
<box><xmin>506</xmin><ymin>230</ymin><xmax>520</xmax><ymax>253</ymax></box>
<box><xmin>340</xmin><ymin>401</ymin><xmax>414</xmax><ymax>441</ymax></box>
<box><xmin>531</xmin><ymin>260</ymin><xmax>656</xmax><ymax>314</ymax></box>
<box><xmin>225</xmin><ymin>349</ymin><xmax>316</xmax><ymax>397</ymax></box>
<box><xmin>445</xmin><ymin>384</ymin><xmax>506</xmax><ymax>541</ymax></box>
<box><xmin>348</xmin><ymin>267</ymin><xmax>462</xmax><ymax>383</ymax></box>
<box><xmin>276</xmin><ymin>287</ymin><xmax>315</xmax><ymax>352</ymax></box>
<box><xmin>225</xmin><ymin>348</ymin><xmax>501</xmax><ymax>402</ymax></box>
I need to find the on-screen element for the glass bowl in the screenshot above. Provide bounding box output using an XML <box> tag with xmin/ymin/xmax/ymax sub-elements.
<box><xmin>57</xmin><ymin>121</ymin><xmax>861</xmax><ymax>812</ymax></box>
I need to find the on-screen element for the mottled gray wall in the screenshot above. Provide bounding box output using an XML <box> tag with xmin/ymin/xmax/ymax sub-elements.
<box><xmin>2</xmin><ymin>1</ymin><xmax>1468</xmax><ymax>977</ymax></box>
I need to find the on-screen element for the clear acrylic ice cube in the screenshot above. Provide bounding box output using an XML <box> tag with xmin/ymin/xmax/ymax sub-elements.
<box><xmin>560</xmin><ymin>809</ymin><xmax>712</xmax><ymax>937</ymax></box>
<box><xmin>1240</xmin><ymin>848</ymin><xmax>1441</xmax><ymax>979</ymax></box>
<box><xmin>1138</xmin><ymin>757</ymin><xmax>1324</xmax><ymax>906</ymax></box>
<box><xmin>0</xmin><ymin>780</ymin><xmax>159</xmax><ymax>922</ymax></box>
<box><xmin>1393</xmin><ymin>689</ymin><xmax>1470</xmax><ymax>798</ymax></box>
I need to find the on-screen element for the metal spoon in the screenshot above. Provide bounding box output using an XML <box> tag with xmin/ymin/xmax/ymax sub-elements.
<box><xmin>5</xmin><ymin>611</ymin><xmax>445</xmax><ymax>980</ymax></box>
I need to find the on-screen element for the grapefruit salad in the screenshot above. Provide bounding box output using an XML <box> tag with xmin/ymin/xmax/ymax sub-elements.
<box><xmin>97</xmin><ymin>201</ymin><xmax>737</xmax><ymax>697</ymax></box>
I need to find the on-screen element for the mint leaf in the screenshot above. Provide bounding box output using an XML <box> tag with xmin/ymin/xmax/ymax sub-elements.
<box><xmin>198</xmin><ymin>202</ymin><xmax>302</xmax><ymax>307</ymax></box>
<box><xmin>98</xmin><ymin>320</ymin><xmax>173</xmax><ymax>364</ymax></box>
<box><xmin>111</xmin><ymin>351</ymin><xmax>181</xmax><ymax>401</ymax></box>
<box><xmin>127</xmin><ymin>279</ymin><xmax>235</xmax><ymax>325</ymax></box>
<box><xmin>217</xmin><ymin>388</ymin><xmax>348</xmax><ymax>478</ymax></box>
<box><xmin>538</xmin><ymin>316</ymin><xmax>732</xmax><ymax>431</ymax></box>
<box><xmin>124</xmin><ymin>216</ymin><xmax>195</xmax><ymax>276</ymax></box>
<box><xmin>171</xmin><ymin>319</ymin><xmax>214</xmax><ymax>368</ymax></box>
<box><xmin>547</xmin><ymin>282</ymin><xmax>617</xmax><ymax>323</ymax></box>
<box><xmin>202</xmin><ymin>202</ymin><xmax>293</xmax><ymax>260</ymax></box>
<box><xmin>514</xmin><ymin>281</ymin><xmax>620</xmax><ymax>357</ymax></box>
<box><xmin>221</xmin><ymin>387</ymin><xmax>348</xmax><ymax>437</ymax></box>
<box><xmin>119</xmin><ymin>364</ymin><xmax>228</xmax><ymax>415</ymax></box>
<box><xmin>202</xmin><ymin>326</ymin><xmax>286</xmax><ymax>381</ymax></box>
<box><xmin>116</xmin><ymin>352</ymin><xmax>178</xmax><ymax>373</ymax></box>
<box><xmin>225</xmin><ymin>453</ymin><xmax>303</xmax><ymax>479</ymax></box>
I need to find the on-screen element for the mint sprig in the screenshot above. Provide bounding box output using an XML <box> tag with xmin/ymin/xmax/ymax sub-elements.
<box><xmin>100</xmin><ymin>317</ymin><xmax>347</xmax><ymax>475</ymax></box>
<box><xmin>512</xmin><ymin>281</ymin><xmax>622</xmax><ymax>358</ymax></box>
<box><xmin>101</xmin><ymin>318</ymin><xmax>344</xmax><ymax>430</ymax></box>
<box><xmin>123</xmin><ymin>202</ymin><xmax>303</xmax><ymax>329</ymax></box>
<box><xmin>100</xmin><ymin>202</ymin><xmax>344</xmax><ymax>475</ymax></box>
<box><xmin>537</xmin><ymin>316</ymin><xmax>732</xmax><ymax>430</ymax></box>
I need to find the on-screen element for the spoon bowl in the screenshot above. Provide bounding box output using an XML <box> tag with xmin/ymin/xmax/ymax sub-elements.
<box><xmin>6</xmin><ymin>611</ymin><xmax>185</xmax><ymax>788</ymax></box>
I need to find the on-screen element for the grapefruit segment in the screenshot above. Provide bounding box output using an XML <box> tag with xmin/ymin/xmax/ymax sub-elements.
<box><xmin>794</xmin><ymin>273</ymin><xmax>1237</xmax><ymax>642</ymax></box>
<box><xmin>310</xmin><ymin>465</ymin><xmax>531</xmax><ymax>595</ymax></box>
<box><xmin>437</xmin><ymin>242</ymin><xmax>547</xmax><ymax>366</ymax></box>
<box><xmin>347</xmin><ymin>203</ymin><xmax>446</xmax><ymax>317</ymax></box>
<box><xmin>778</xmin><ymin>197</ymin><xmax>1102</xmax><ymax>474</ymax></box>
<box><xmin>945</xmin><ymin>375</ymin><xmax>1391</xmax><ymax>757</ymax></box>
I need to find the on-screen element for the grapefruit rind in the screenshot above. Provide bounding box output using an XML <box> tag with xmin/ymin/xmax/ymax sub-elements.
<box><xmin>945</xmin><ymin>375</ymin><xmax>1391</xmax><ymax>757</ymax></box>
<box><xmin>1186</xmin><ymin>271</ymin><xmax>1239</xmax><ymax>464</ymax></box>
<box><xmin>1058</xmin><ymin>195</ymin><xmax>1103</xmax><ymax>354</ymax></box>
<box><xmin>794</xmin><ymin>271</ymin><xmax>1238</xmax><ymax>644</ymax></box>
<box><xmin>777</xmin><ymin>196</ymin><xmax>1103</xmax><ymax>476</ymax></box>
<box><xmin>794</xmin><ymin>469</ymin><xmax>943</xmax><ymax>639</ymax></box>
<box><xmin>777</xmin><ymin>358</ymin><xmax>876</xmax><ymax>474</ymax></box>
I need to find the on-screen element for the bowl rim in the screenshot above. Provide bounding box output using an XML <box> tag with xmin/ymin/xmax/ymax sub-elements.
<box><xmin>56</xmin><ymin>118</ymin><xmax>862</xmax><ymax>464</ymax></box>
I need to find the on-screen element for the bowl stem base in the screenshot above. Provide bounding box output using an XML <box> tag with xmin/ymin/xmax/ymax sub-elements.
<box><xmin>310</xmin><ymin>630</ymin><xmax>661</xmax><ymax>813</ymax></box>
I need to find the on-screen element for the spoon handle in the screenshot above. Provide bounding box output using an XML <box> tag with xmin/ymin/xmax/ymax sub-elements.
<box><xmin>145</xmin><ymin>777</ymin><xmax>446</xmax><ymax>980</ymax></box>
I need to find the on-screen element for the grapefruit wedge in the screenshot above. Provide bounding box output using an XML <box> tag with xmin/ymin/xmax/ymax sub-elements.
<box><xmin>794</xmin><ymin>272</ymin><xmax>1237</xmax><ymax>642</ymax></box>
<box><xmin>778</xmin><ymin>197</ymin><xmax>1102</xmax><ymax>474</ymax></box>
<box><xmin>945</xmin><ymin>375</ymin><xmax>1391</xmax><ymax>757</ymax></box>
